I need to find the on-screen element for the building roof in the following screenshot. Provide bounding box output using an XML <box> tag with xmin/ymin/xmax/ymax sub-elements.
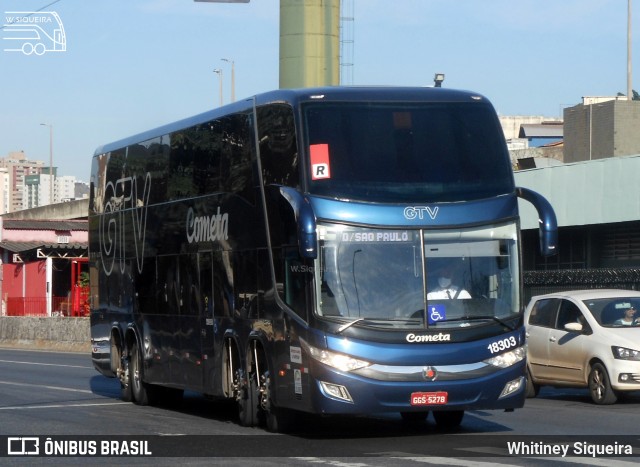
<box><xmin>514</xmin><ymin>153</ymin><xmax>640</xmax><ymax>230</ymax></box>
<box><xmin>0</xmin><ymin>241</ymin><xmax>88</xmax><ymax>253</ymax></box>
<box><xmin>2</xmin><ymin>219</ymin><xmax>88</xmax><ymax>231</ymax></box>
<box><xmin>518</xmin><ymin>123</ymin><xmax>564</xmax><ymax>139</ymax></box>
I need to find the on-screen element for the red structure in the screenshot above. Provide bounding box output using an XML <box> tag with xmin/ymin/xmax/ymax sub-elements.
<box><xmin>0</xmin><ymin>219</ymin><xmax>88</xmax><ymax>317</ymax></box>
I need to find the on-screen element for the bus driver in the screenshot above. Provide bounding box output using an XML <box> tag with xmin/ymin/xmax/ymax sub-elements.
<box><xmin>427</xmin><ymin>262</ymin><xmax>471</xmax><ymax>300</ymax></box>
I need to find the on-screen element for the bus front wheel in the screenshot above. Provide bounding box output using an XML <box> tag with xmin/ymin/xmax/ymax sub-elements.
<box><xmin>112</xmin><ymin>338</ymin><xmax>131</xmax><ymax>402</ymax></box>
<box><xmin>400</xmin><ymin>411</ymin><xmax>429</xmax><ymax>424</ymax></box>
<box><xmin>260</xmin><ymin>371</ymin><xmax>295</xmax><ymax>433</ymax></box>
<box><xmin>433</xmin><ymin>410</ymin><xmax>464</xmax><ymax>430</ymax></box>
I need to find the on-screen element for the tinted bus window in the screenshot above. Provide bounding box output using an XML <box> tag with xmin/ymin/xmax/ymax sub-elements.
<box><xmin>258</xmin><ymin>104</ymin><xmax>299</xmax><ymax>188</ymax></box>
<box><xmin>221</xmin><ymin>113</ymin><xmax>254</xmax><ymax>204</ymax></box>
<box><xmin>304</xmin><ymin>102</ymin><xmax>513</xmax><ymax>203</ymax></box>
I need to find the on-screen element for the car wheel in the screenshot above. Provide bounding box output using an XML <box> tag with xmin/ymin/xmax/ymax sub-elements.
<box><xmin>588</xmin><ymin>362</ymin><xmax>617</xmax><ymax>405</ymax></box>
<box><xmin>525</xmin><ymin>367</ymin><xmax>540</xmax><ymax>398</ymax></box>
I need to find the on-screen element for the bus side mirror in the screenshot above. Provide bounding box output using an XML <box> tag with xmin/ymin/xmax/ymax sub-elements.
<box><xmin>516</xmin><ymin>187</ymin><xmax>558</xmax><ymax>257</ymax></box>
<box><xmin>279</xmin><ymin>187</ymin><xmax>318</xmax><ymax>259</ymax></box>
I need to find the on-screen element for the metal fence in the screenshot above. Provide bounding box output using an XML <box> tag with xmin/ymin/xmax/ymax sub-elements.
<box><xmin>524</xmin><ymin>267</ymin><xmax>640</xmax><ymax>303</ymax></box>
<box><xmin>5</xmin><ymin>296</ymin><xmax>78</xmax><ymax>317</ymax></box>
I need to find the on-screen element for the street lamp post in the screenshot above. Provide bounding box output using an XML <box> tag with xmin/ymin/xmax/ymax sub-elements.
<box><xmin>221</xmin><ymin>58</ymin><xmax>235</xmax><ymax>102</ymax></box>
<box><xmin>213</xmin><ymin>68</ymin><xmax>223</xmax><ymax>106</ymax></box>
<box><xmin>40</xmin><ymin>123</ymin><xmax>54</xmax><ymax>204</ymax></box>
<box><xmin>628</xmin><ymin>0</ymin><xmax>633</xmax><ymax>100</ymax></box>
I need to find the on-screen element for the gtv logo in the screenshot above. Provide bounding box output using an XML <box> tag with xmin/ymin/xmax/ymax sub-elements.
<box><xmin>403</xmin><ymin>206</ymin><xmax>439</xmax><ymax>220</ymax></box>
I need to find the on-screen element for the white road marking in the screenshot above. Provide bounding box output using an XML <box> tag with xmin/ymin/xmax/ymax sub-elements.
<box><xmin>0</xmin><ymin>401</ymin><xmax>128</xmax><ymax>410</ymax></box>
<box><xmin>0</xmin><ymin>380</ymin><xmax>94</xmax><ymax>393</ymax></box>
<box><xmin>0</xmin><ymin>358</ymin><xmax>91</xmax><ymax>369</ymax></box>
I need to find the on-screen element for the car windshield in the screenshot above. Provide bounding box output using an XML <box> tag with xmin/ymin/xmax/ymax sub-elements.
<box><xmin>583</xmin><ymin>297</ymin><xmax>640</xmax><ymax>327</ymax></box>
<box><xmin>315</xmin><ymin>222</ymin><xmax>520</xmax><ymax>330</ymax></box>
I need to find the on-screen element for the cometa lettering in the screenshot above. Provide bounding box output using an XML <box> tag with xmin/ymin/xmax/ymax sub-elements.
<box><xmin>186</xmin><ymin>206</ymin><xmax>229</xmax><ymax>243</ymax></box>
<box><xmin>406</xmin><ymin>333</ymin><xmax>451</xmax><ymax>343</ymax></box>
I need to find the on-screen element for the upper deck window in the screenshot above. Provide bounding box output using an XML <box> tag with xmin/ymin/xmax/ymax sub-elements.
<box><xmin>303</xmin><ymin>102</ymin><xmax>514</xmax><ymax>203</ymax></box>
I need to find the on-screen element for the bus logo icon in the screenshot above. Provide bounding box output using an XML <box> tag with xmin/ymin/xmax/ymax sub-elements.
<box><xmin>7</xmin><ymin>437</ymin><xmax>40</xmax><ymax>455</ymax></box>
<box><xmin>3</xmin><ymin>11</ymin><xmax>67</xmax><ymax>55</ymax></box>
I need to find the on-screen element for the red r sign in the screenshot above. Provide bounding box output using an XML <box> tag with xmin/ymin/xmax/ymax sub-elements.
<box><xmin>310</xmin><ymin>144</ymin><xmax>331</xmax><ymax>180</ymax></box>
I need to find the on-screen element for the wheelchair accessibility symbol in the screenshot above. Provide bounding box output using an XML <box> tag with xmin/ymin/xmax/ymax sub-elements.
<box><xmin>428</xmin><ymin>305</ymin><xmax>446</xmax><ymax>324</ymax></box>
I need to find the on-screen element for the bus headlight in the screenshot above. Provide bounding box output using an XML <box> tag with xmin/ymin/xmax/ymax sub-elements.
<box><xmin>485</xmin><ymin>346</ymin><xmax>526</xmax><ymax>368</ymax></box>
<box><xmin>304</xmin><ymin>342</ymin><xmax>371</xmax><ymax>372</ymax></box>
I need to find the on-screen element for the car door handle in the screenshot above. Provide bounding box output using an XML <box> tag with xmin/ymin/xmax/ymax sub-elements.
<box><xmin>549</xmin><ymin>336</ymin><xmax>557</xmax><ymax>343</ymax></box>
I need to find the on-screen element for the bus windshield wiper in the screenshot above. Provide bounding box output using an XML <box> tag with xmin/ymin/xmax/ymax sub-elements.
<box><xmin>458</xmin><ymin>315</ymin><xmax>516</xmax><ymax>331</ymax></box>
<box><xmin>336</xmin><ymin>318</ymin><xmax>365</xmax><ymax>334</ymax></box>
<box><xmin>335</xmin><ymin>317</ymin><xmax>416</xmax><ymax>334</ymax></box>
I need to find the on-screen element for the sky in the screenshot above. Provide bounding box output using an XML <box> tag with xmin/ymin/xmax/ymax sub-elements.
<box><xmin>0</xmin><ymin>0</ymin><xmax>637</xmax><ymax>182</ymax></box>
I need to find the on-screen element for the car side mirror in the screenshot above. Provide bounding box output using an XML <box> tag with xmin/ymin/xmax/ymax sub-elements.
<box><xmin>564</xmin><ymin>322</ymin><xmax>583</xmax><ymax>332</ymax></box>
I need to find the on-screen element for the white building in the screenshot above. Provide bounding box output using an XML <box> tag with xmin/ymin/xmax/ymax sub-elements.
<box><xmin>57</xmin><ymin>175</ymin><xmax>77</xmax><ymax>202</ymax></box>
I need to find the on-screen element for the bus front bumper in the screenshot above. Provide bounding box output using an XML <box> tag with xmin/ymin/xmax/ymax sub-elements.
<box><xmin>305</xmin><ymin>359</ymin><xmax>526</xmax><ymax>415</ymax></box>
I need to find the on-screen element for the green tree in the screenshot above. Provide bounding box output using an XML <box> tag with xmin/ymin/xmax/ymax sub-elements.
<box><xmin>617</xmin><ymin>90</ymin><xmax>640</xmax><ymax>100</ymax></box>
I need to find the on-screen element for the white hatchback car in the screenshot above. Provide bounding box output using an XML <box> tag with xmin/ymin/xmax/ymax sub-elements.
<box><xmin>524</xmin><ymin>289</ymin><xmax>640</xmax><ymax>404</ymax></box>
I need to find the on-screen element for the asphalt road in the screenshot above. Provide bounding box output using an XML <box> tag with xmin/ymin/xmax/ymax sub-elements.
<box><xmin>1</xmin><ymin>347</ymin><xmax>639</xmax><ymax>466</ymax></box>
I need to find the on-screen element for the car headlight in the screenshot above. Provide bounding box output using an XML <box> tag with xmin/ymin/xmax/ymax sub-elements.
<box><xmin>485</xmin><ymin>346</ymin><xmax>526</xmax><ymax>368</ymax></box>
<box><xmin>612</xmin><ymin>346</ymin><xmax>640</xmax><ymax>361</ymax></box>
<box><xmin>303</xmin><ymin>341</ymin><xmax>371</xmax><ymax>372</ymax></box>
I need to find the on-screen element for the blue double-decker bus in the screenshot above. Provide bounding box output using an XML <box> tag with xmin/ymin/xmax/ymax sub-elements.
<box><xmin>89</xmin><ymin>87</ymin><xmax>557</xmax><ymax>431</ymax></box>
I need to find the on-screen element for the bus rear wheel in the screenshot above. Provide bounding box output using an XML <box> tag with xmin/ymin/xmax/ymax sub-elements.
<box><xmin>112</xmin><ymin>338</ymin><xmax>131</xmax><ymax>402</ymax></box>
<box><xmin>237</xmin><ymin>370</ymin><xmax>259</xmax><ymax>427</ymax></box>
<box><xmin>129</xmin><ymin>343</ymin><xmax>149</xmax><ymax>405</ymax></box>
<box><xmin>129</xmin><ymin>342</ymin><xmax>162</xmax><ymax>406</ymax></box>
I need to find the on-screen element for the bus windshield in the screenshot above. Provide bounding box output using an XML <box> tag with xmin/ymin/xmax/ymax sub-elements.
<box><xmin>304</xmin><ymin>101</ymin><xmax>513</xmax><ymax>203</ymax></box>
<box><xmin>315</xmin><ymin>222</ymin><xmax>519</xmax><ymax>329</ymax></box>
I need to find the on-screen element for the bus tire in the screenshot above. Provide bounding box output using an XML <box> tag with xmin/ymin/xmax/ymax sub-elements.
<box><xmin>112</xmin><ymin>339</ymin><xmax>132</xmax><ymax>402</ymax></box>
<box><xmin>265</xmin><ymin>406</ymin><xmax>295</xmax><ymax>433</ymax></box>
<box><xmin>433</xmin><ymin>410</ymin><xmax>464</xmax><ymax>430</ymax></box>
<box><xmin>238</xmin><ymin>372</ymin><xmax>259</xmax><ymax>427</ymax></box>
<box><xmin>158</xmin><ymin>387</ymin><xmax>184</xmax><ymax>407</ymax></box>
<box><xmin>262</xmin><ymin>371</ymin><xmax>295</xmax><ymax>433</ymax></box>
<box><xmin>400</xmin><ymin>411</ymin><xmax>429</xmax><ymax>424</ymax></box>
<box><xmin>120</xmin><ymin>359</ymin><xmax>132</xmax><ymax>402</ymax></box>
<box><xmin>130</xmin><ymin>342</ymin><xmax>153</xmax><ymax>406</ymax></box>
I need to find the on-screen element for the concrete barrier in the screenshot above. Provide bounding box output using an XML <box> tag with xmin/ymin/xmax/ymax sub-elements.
<box><xmin>0</xmin><ymin>316</ymin><xmax>91</xmax><ymax>353</ymax></box>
